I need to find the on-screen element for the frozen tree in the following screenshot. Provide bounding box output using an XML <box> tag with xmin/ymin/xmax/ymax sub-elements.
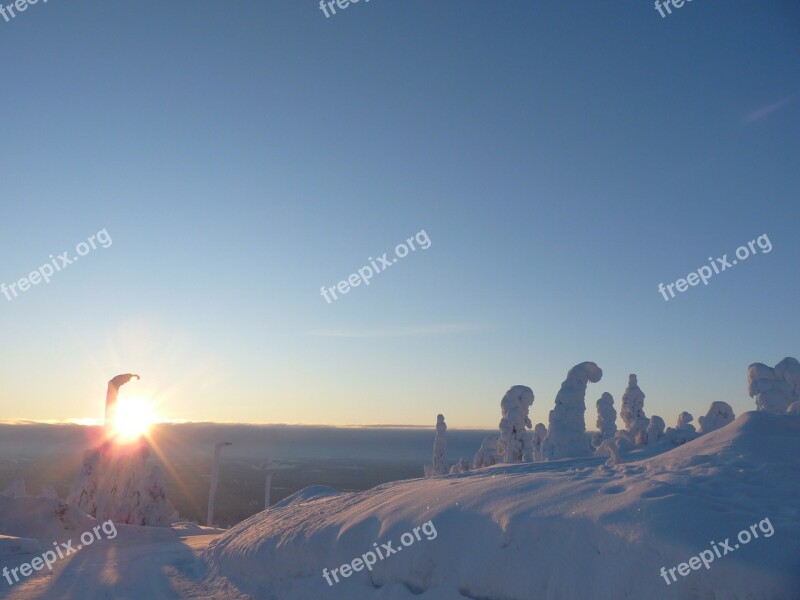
<box><xmin>138</xmin><ymin>465</ymin><xmax>178</xmax><ymax>527</ymax></box>
<box><xmin>473</xmin><ymin>435</ymin><xmax>500</xmax><ymax>469</ymax></box>
<box><xmin>67</xmin><ymin>448</ymin><xmax>104</xmax><ymax>515</ymax></box>
<box><xmin>698</xmin><ymin>401</ymin><xmax>735</xmax><ymax>434</ymax></box>
<box><xmin>748</xmin><ymin>361</ymin><xmax>796</xmax><ymax>414</ymax></box>
<box><xmin>208</xmin><ymin>442</ymin><xmax>232</xmax><ymax>526</ymax></box>
<box><xmin>542</xmin><ymin>362</ymin><xmax>603</xmax><ymax>460</ymax></box>
<box><xmin>530</xmin><ymin>423</ymin><xmax>547</xmax><ymax>462</ymax></box>
<box><xmin>449</xmin><ymin>458</ymin><xmax>470</xmax><ymax>474</ymax></box>
<box><xmin>677</xmin><ymin>411</ymin><xmax>695</xmax><ymax>432</ymax></box>
<box><xmin>495</xmin><ymin>386</ymin><xmax>534</xmax><ymax>463</ymax></box>
<box><xmin>105</xmin><ymin>373</ymin><xmax>140</xmax><ymax>432</ymax></box>
<box><xmin>787</xmin><ymin>401</ymin><xmax>800</xmax><ymax>414</ymax></box>
<box><xmin>262</xmin><ymin>461</ymin><xmax>276</xmax><ymax>510</ymax></box>
<box><xmin>774</xmin><ymin>357</ymin><xmax>800</xmax><ymax>399</ymax></box>
<box><xmin>592</xmin><ymin>393</ymin><xmax>617</xmax><ymax>449</ymax></box>
<box><xmin>645</xmin><ymin>415</ymin><xmax>666</xmax><ymax>444</ymax></box>
<box><xmin>621</xmin><ymin>374</ymin><xmax>648</xmax><ymax>445</ymax></box>
<box><xmin>425</xmin><ymin>415</ymin><xmax>448</xmax><ymax>477</ymax></box>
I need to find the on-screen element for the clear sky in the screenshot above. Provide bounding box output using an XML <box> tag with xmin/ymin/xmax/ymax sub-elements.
<box><xmin>0</xmin><ymin>1</ymin><xmax>798</xmax><ymax>427</ymax></box>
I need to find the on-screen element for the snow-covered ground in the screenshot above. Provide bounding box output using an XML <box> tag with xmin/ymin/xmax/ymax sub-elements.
<box><xmin>203</xmin><ymin>411</ymin><xmax>800</xmax><ymax>599</ymax></box>
<box><xmin>1</xmin><ymin>411</ymin><xmax>798</xmax><ymax>599</ymax></box>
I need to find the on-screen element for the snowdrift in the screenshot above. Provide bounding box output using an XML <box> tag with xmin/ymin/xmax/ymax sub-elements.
<box><xmin>203</xmin><ymin>411</ymin><xmax>800</xmax><ymax>600</ymax></box>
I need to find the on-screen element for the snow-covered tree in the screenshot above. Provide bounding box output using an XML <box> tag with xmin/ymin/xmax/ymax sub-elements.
<box><xmin>592</xmin><ymin>393</ymin><xmax>617</xmax><ymax>449</ymax></box>
<box><xmin>645</xmin><ymin>415</ymin><xmax>665</xmax><ymax>444</ymax></box>
<box><xmin>473</xmin><ymin>435</ymin><xmax>500</xmax><ymax>469</ymax></box>
<box><xmin>530</xmin><ymin>423</ymin><xmax>547</xmax><ymax>462</ymax></box>
<box><xmin>788</xmin><ymin>401</ymin><xmax>800</xmax><ymax>414</ymax></box>
<box><xmin>698</xmin><ymin>401</ymin><xmax>735</xmax><ymax>434</ymax></box>
<box><xmin>425</xmin><ymin>414</ymin><xmax>448</xmax><ymax>477</ymax></box>
<box><xmin>542</xmin><ymin>362</ymin><xmax>603</xmax><ymax>459</ymax></box>
<box><xmin>677</xmin><ymin>411</ymin><xmax>695</xmax><ymax>432</ymax></box>
<box><xmin>208</xmin><ymin>442</ymin><xmax>232</xmax><ymax>526</ymax></box>
<box><xmin>449</xmin><ymin>458</ymin><xmax>470</xmax><ymax>474</ymax></box>
<box><xmin>621</xmin><ymin>374</ymin><xmax>648</xmax><ymax>445</ymax></box>
<box><xmin>39</xmin><ymin>484</ymin><xmax>59</xmax><ymax>500</ymax></box>
<box><xmin>748</xmin><ymin>361</ymin><xmax>797</xmax><ymax>414</ymax></box>
<box><xmin>496</xmin><ymin>386</ymin><xmax>534</xmax><ymax>463</ymax></box>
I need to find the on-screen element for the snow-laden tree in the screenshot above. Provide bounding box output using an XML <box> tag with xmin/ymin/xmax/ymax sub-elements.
<box><xmin>208</xmin><ymin>442</ymin><xmax>232</xmax><ymax>526</ymax></box>
<box><xmin>645</xmin><ymin>415</ymin><xmax>665</xmax><ymax>444</ymax></box>
<box><xmin>473</xmin><ymin>435</ymin><xmax>500</xmax><ymax>469</ymax></box>
<box><xmin>530</xmin><ymin>423</ymin><xmax>547</xmax><ymax>462</ymax></box>
<box><xmin>496</xmin><ymin>386</ymin><xmax>534</xmax><ymax>463</ymax></box>
<box><xmin>542</xmin><ymin>362</ymin><xmax>603</xmax><ymax>459</ymax></box>
<box><xmin>747</xmin><ymin>360</ymin><xmax>799</xmax><ymax>414</ymax></box>
<box><xmin>449</xmin><ymin>458</ymin><xmax>470</xmax><ymax>474</ymax></box>
<box><xmin>621</xmin><ymin>374</ymin><xmax>648</xmax><ymax>445</ymax></box>
<box><xmin>698</xmin><ymin>401</ymin><xmax>735</xmax><ymax>434</ymax></box>
<box><xmin>787</xmin><ymin>401</ymin><xmax>800</xmax><ymax>414</ymax></box>
<box><xmin>677</xmin><ymin>411</ymin><xmax>695</xmax><ymax>432</ymax></box>
<box><xmin>39</xmin><ymin>484</ymin><xmax>59</xmax><ymax>500</ymax></box>
<box><xmin>67</xmin><ymin>447</ymin><xmax>104</xmax><ymax>515</ymax></box>
<box><xmin>592</xmin><ymin>393</ymin><xmax>617</xmax><ymax>449</ymax></box>
<box><xmin>425</xmin><ymin>414</ymin><xmax>448</xmax><ymax>477</ymax></box>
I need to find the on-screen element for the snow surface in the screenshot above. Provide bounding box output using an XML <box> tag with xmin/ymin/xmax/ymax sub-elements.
<box><xmin>202</xmin><ymin>411</ymin><xmax>800</xmax><ymax>600</ymax></box>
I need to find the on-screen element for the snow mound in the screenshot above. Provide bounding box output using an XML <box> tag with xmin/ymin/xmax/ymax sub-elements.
<box><xmin>0</xmin><ymin>535</ymin><xmax>42</xmax><ymax>557</ymax></box>
<box><xmin>203</xmin><ymin>411</ymin><xmax>800</xmax><ymax>599</ymax></box>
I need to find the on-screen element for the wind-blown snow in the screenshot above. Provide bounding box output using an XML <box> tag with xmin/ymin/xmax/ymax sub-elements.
<box><xmin>202</xmin><ymin>411</ymin><xmax>800</xmax><ymax>599</ymax></box>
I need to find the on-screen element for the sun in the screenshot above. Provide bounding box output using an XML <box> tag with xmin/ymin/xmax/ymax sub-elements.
<box><xmin>112</xmin><ymin>396</ymin><xmax>157</xmax><ymax>442</ymax></box>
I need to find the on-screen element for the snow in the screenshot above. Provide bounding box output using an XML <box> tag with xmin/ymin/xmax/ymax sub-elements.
<box><xmin>748</xmin><ymin>357</ymin><xmax>800</xmax><ymax>414</ymax></box>
<box><xmin>496</xmin><ymin>386</ymin><xmax>534</xmax><ymax>463</ymax></box>
<box><xmin>67</xmin><ymin>442</ymin><xmax>178</xmax><ymax>527</ymax></box>
<box><xmin>201</xmin><ymin>411</ymin><xmax>800</xmax><ymax>599</ymax></box>
<box><xmin>698</xmin><ymin>401</ymin><xmax>735</xmax><ymax>434</ymax></box>
<box><xmin>620</xmin><ymin>374</ymin><xmax>648</xmax><ymax>445</ymax></box>
<box><xmin>591</xmin><ymin>392</ymin><xmax>617</xmax><ymax>449</ymax></box>
<box><xmin>472</xmin><ymin>435</ymin><xmax>499</xmax><ymax>469</ymax></box>
<box><xmin>542</xmin><ymin>362</ymin><xmax>602</xmax><ymax>459</ymax></box>
<box><xmin>424</xmin><ymin>415</ymin><xmax>448</xmax><ymax>477</ymax></box>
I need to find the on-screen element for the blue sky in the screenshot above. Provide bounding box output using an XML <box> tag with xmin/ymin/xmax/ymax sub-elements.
<box><xmin>0</xmin><ymin>1</ymin><xmax>798</xmax><ymax>427</ymax></box>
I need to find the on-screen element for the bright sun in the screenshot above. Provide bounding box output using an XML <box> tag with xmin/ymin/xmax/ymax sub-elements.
<box><xmin>112</xmin><ymin>396</ymin><xmax>156</xmax><ymax>442</ymax></box>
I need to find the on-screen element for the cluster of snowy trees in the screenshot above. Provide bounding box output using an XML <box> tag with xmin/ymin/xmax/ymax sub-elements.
<box><xmin>67</xmin><ymin>442</ymin><xmax>178</xmax><ymax>527</ymax></box>
<box><xmin>424</xmin><ymin>357</ymin><xmax>798</xmax><ymax>475</ymax></box>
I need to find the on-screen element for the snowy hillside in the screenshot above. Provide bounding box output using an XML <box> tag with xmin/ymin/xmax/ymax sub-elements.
<box><xmin>203</xmin><ymin>411</ymin><xmax>800</xmax><ymax>600</ymax></box>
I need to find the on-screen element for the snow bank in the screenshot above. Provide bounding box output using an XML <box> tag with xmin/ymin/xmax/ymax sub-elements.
<box><xmin>542</xmin><ymin>362</ymin><xmax>602</xmax><ymax>459</ymax></box>
<box><xmin>203</xmin><ymin>411</ymin><xmax>800</xmax><ymax>600</ymax></box>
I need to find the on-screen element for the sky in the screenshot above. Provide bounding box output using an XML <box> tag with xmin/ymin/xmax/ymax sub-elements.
<box><xmin>0</xmin><ymin>1</ymin><xmax>798</xmax><ymax>428</ymax></box>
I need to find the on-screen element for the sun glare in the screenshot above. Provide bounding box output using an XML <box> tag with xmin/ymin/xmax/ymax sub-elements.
<box><xmin>112</xmin><ymin>396</ymin><xmax>157</xmax><ymax>442</ymax></box>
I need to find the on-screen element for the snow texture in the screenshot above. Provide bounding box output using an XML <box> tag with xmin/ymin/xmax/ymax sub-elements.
<box><xmin>542</xmin><ymin>362</ymin><xmax>602</xmax><ymax>459</ymax></box>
